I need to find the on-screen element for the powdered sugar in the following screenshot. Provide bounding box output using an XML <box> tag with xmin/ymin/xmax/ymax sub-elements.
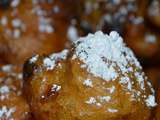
<box><xmin>145</xmin><ymin>95</ymin><xmax>157</xmax><ymax>107</ymax></box>
<box><xmin>85</xmin><ymin>96</ymin><xmax>111</xmax><ymax>106</ymax></box>
<box><xmin>107</xmin><ymin>86</ymin><xmax>116</xmax><ymax>94</ymax></box>
<box><xmin>74</xmin><ymin>31</ymin><xmax>156</xmax><ymax>108</ymax></box>
<box><xmin>0</xmin><ymin>86</ymin><xmax>10</xmax><ymax>94</ymax></box>
<box><xmin>12</xmin><ymin>19</ymin><xmax>22</xmax><ymax>28</ymax></box>
<box><xmin>83</xmin><ymin>79</ymin><xmax>93</xmax><ymax>87</ymax></box>
<box><xmin>119</xmin><ymin>77</ymin><xmax>132</xmax><ymax>91</ymax></box>
<box><xmin>0</xmin><ymin>16</ymin><xmax>8</xmax><ymax>26</ymax></box>
<box><xmin>13</xmin><ymin>29</ymin><xmax>21</xmax><ymax>38</ymax></box>
<box><xmin>107</xmin><ymin>108</ymin><xmax>118</xmax><ymax>113</ymax></box>
<box><xmin>145</xmin><ymin>34</ymin><xmax>157</xmax><ymax>43</ymax></box>
<box><xmin>1</xmin><ymin>65</ymin><xmax>12</xmax><ymax>72</ymax></box>
<box><xmin>0</xmin><ymin>106</ymin><xmax>16</xmax><ymax>119</ymax></box>
<box><xmin>43</xmin><ymin>49</ymin><xmax>68</xmax><ymax>70</ymax></box>
<box><xmin>11</xmin><ymin>0</ymin><xmax>20</xmax><ymax>7</ymax></box>
<box><xmin>51</xmin><ymin>84</ymin><xmax>61</xmax><ymax>92</ymax></box>
<box><xmin>29</xmin><ymin>55</ymin><xmax>39</xmax><ymax>63</ymax></box>
<box><xmin>43</xmin><ymin>58</ymin><xmax>55</xmax><ymax>70</ymax></box>
<box><xmin>85</xmin><ymin>97</ymin><xmax>96</xmax><ymax>105</ymax></box>
<box><xmin>52</xmin><ymin>5</ymin><xmax>60</xmax><ymax>13</ymax></box>
<box><xmin>74</xmin><ymin>31</ymin><xmax>141</xmax><ymax>81</ymax></box>
<box><xmin>38</xmin><ymin>16</ymin><xmax>54</xmax><ymax>33</ymax></box>
<box><xmin>67</xmin><ymin>25</ymin><xmax>79</xmax><ymax>42</ymax></box>
<box><xmin>33</xmin><ymin>5</ymin><xmax>54</xmax><ymax>34</ymax></box>
<box><xmin>98</xmin><ymin>96</ymin><xmax>111</xmax><ymax>103</ymax></box>
<box><xmin>50</xmin><ymin>49</ymin><xmax>68</xmax><ymax>60</ymax></box>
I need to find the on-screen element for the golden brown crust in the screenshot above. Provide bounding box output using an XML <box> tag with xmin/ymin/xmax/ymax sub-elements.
<box><xmin>124</xmin><ymin>14</ymin><xmax>160</xmax><ymax>59</ymax></box>
<box><xmin>65</xmin><ymin>0</ymin><xmax>147</xmax><ymax>39</ymax></box>
<box><xmin>23</xmin><ymin>32</ymin><xmax>156</xmax><ymax>120</ymax></box>
<box><xmin>70</xmin><ymin>58</ymin><xmax>152</xmax><ymax>120</ymax></box>
<box><xmin>0</xmin><ymin>0</ymin><xmax>71</xmax><ymax>64</ymax></box>
<box><xmin>23</xmin><ymin>54</ymin><xmax>153</xmax><ymax>120</ymax></box>
<box><xmin>23</xmin><ymin>52</ymin><xmax>69</xmax><ymax>120</ymax></box>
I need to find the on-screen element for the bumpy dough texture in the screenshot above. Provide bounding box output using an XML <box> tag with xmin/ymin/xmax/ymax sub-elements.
<box><xmin>0</xmin><ymin>65</ymin><xmax>30</xmax><ymax>120</ymax></box>
<box><xmin>23</xmin><ymin>31</ymin><xmax>156</xmax><ymax>120</ymax></box>
<box><xmin>0</xmin><ymin>0</ymin><xmax>72</xmax><ymax>64</ymax></box>
<box><xmin>124</xmin><ymin>14</ymin><xmax>160</xmax><ymax>59</ymax></box>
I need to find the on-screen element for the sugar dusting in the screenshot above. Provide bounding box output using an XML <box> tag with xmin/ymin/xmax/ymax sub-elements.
<box><xmin>83</xmin><ymin>79</ymin><xmax>93</xmax><ymax>87</ymax></box>
<box><xmin>0</xmin><ymin>86</ymin><xmax>10</xmax><ymax>94</ymax></box>
<box><xmin>107</xmin><ymin>86</ymin><xmax>116</xmax><ymax>94</ymax></box>
<box><xmin>107</xmin><ymin>108</ymin><xmax>118</xmax><ymax>113</ymax></box>
<box><xmin>145</xmin><ymin>34</ymin><xmax>157</xmax><ymax>43</ymax></box>
<box><xmin>145</xmin><ymin>95</ymin><xmax>157</xmax><ymax>107</ymax></box>
<box><xmin>0</xmin><ymin>106</ymin><xmax>16</xmax><ymax>119</ymax></box>
<box><xmin>29</xmin><ymin>55</ymin><xmax>39</xmax><ymax>64</ymax></box>
<box><xmin>148</xmin><ymin>0</ymin><xmax>160</xmax><ymax>16</ymax></box>
<box><xmin>74</xmin><ymin>31</ymin><xmax>140</xmax><ymax>81</ymax></box>
<box><xmin>51</xmin><ymin>84</ymin><xmax>61</xmax><ymax>92</ymax></box>
<box><xmin>0</xmin><ymin>0</ymin><xmax>55</xmax><ymax>39</ymax></box>
<box><xmin>85</xmin><ymin>97</ymin><xmax>97</xmax><ymax>105</ymax></box>
<box><xmin>11</xmin><ymin>0</ymin><xmax>20</xmax><ymax>7</ymax></box>
<box><xmin>85</xmin><ymin>96</ymin><xmax>111</xmax><ymax>107</ymax></box>
<box><xmin>74</xmin><ymin>31</ymin><xmax>157</xmax><ymax>108</ymax></box>
<box><xmin>67</xmin><ymin>25</ymin><xmax>79</xmax><ymax>42</ymax></box>
<box><xmin>43</xmin><ymin>49</ymin><xmax>68</xmax><ymax>70</ymax></box>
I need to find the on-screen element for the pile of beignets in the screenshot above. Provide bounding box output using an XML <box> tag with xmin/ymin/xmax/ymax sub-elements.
<box><xmin>22</xmin><ymin>31</ymin><xmax>157</xmax><ymax>120</ymax></box>
<box><xmin>0</xmin><ymin>0</ymin><xmax>160</xmax><ymax>120</ymax></box>
<box><xmin>1</xmin><ymin>31</ymin><xmax>158</xmax><ymax>120</ymax></box>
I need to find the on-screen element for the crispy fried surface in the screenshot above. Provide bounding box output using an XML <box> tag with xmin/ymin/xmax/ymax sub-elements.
<box><xmin>23</xmin><ymin>55</ymin><xmax>153</xmax><ymax>120</ymax></box>
<box><xmin>124</xmin><ymin>14</ymin><xmax>160</xmax><ymax>59</ymax></box>
<box><xmin>23</xmin><ymin>45</ymin><xmax>155</xmax><ymax>120</ymax></box>
<box><xmin>0</xmin><ymin>0</ymin><xmax>71</xmax><ymax>64</ymax></box>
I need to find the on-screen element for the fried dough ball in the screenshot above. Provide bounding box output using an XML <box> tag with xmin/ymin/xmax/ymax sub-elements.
<box><xmin>23</xmin><ymin>50</ymin><xmax>70</xmax><ymax>120</ymax></box>
<box><xmin>0</xmin><ymin>0</ymin><xmax>71</xmax><ymax>64</ymax></box>
<box><xmin>0</xmin><ymin>64</ymin><xmax>30</xmax><ymax>119</ymax></box>
<box><xmin>23</xmin><ymin>31</ymin><xmax>157</xmax><ymax>120</ymax></box>
<box><xmin>147</xmin><ymin>0</ymin><xmax>160</xmax><ymax>28</ymax></box>
<box><xmin>66</xmin><ymin>0</ymin><xmax>148</xmax><ymax>44</ymax></box>
<box><xmin>124</xmin><ymin>14</ymin><xmax>160</xmax><ymax>59</ymax></box>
